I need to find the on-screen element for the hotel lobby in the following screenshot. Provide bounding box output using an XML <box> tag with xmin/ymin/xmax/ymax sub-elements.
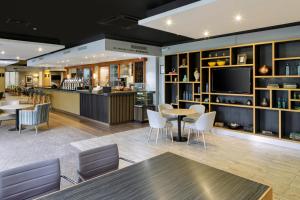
<box><xmin>1</xmin><ymin>0</ymin><xmax>300</xmax><ymax>199</ymax></box>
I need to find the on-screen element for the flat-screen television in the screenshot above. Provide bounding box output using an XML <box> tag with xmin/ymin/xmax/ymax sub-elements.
<box><xmin>212</xmin><ymin>68</ymin><xmax>252</xmax><ymax>94</ymax></box>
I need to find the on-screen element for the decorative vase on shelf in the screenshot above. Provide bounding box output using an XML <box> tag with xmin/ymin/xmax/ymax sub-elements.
<box><xmin>216</xmin><ymin>97</ymin><xmax>221</xmax><ymax>103</ymax></box>
<box><xmin>259</xmin><ymin>65</ymin><xmax>270</xmax><ymax>75</ymax></box>
<box><xmin>246</xmin><ymin>100</ymin><xmax>252</xmax><ymax>106</ymax></box>
<box><xmin>297</xmin><ymin>62</ymin><xmax>300</xmax><ymax>75</ymax></box>
<box><xmin>261</xmin><ymin>98</ymin><xmax>268</xmax><ymax>107</ymax></box>
<box><xmin>286</xmin><ymin>64</ymin><xmax>290</xmax><ymax>76</ymax></box>
<box><xmin>183</xmin><ymin>75</ymin><xmax>187</xmax><ymax>82</ymax></box>
<box><xmin>194</xmin><ymin>69</ymin><xmax>200</xmax><ymax>81</ymax></box>
<box><xmin>277</xmin><ymin>98</ymin><xmax>282</xmax><ymax>108</ymax></box>
<box><xmin>182</xmin><ymin>58</ymin><xmax>187</xmax><ymax>66</ymax></box>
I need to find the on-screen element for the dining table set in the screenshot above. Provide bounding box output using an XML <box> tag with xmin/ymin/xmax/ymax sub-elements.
<box><xmin>0</xmin><ymin>99</ymin><xmax>33</xmax><ymax>131</ymax></box>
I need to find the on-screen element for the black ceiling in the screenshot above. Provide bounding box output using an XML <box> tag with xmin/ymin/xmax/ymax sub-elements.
<box><xmin>0</xmin><ymin>0</ymin><xmax>199</xmax><ymax>47</ymax></box>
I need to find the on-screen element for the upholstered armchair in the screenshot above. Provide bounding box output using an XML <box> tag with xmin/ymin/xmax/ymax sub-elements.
<box><xmin>19</xmin><ymin>103</ymin><xmax>50</xmax><ymax>135</ymax></box>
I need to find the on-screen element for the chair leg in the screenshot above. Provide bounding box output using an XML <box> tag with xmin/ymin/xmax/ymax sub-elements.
<box><xmin>182</xmin><ymin>122</ymin><xmax>185</xmax><ymax>135</ymax></box>
<box><xmin>187</xmin><ymin>128</ymin><xmax>191</xmax><ymax>144</ymax></box>
<box><xmin>147</xmin><ymin>127</ymin><xmax>153</xmax><ymax>143</ymax></box>
<box><xmin>170</xmin><ymin>129</ymin><xmax>173</xmax><ymax>143</ymax></box>
<box><xmin>35</xmin><ymin>126</ymin><xmax>38</xmax><ymax>135</ymax></box>
<box><xmin>201</xmin><ymin>131</ymin><xmax>207</xmax><ymax>149</ymax></box>
<box><xmin>156</xmin><ymin>128</ymin><xmax>160</xmax><ymax>144</ymax></box>
<box><xmin>19</xmin><ymin>124</ymin><xmax>21</xmax><ymax>134</ymax></box>
<box><xmin>165</xmin><ymin>128</ymin><xmax>168</xmax><ymax>142</ymax></box>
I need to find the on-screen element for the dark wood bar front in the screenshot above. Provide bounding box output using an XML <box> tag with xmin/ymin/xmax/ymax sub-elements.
<box><xmin>80</xmin><ymin>92</ymin><xmax>135</xmax><ymax>125</ymax></box>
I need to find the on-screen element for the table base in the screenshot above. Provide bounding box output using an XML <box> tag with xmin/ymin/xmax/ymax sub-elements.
<box><xmin>173</xmin><ymin>136</ymin><xmax>187</xmax><ymax>142</ymax></box>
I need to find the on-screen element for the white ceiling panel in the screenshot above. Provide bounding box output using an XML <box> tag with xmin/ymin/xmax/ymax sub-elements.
<box><xmin>139</xmin><ymin>0</ymin><xmax>300</xmax><ymax>39</ymax></box>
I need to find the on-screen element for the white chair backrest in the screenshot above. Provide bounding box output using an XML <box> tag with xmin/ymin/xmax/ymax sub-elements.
<box><xmin>190</xmin><ymin>104</ymin><xmax>205</xmax><ymax>115</ymax></box>
<box><xmin>194</xmin><ymin>111</ymin><xmax>216</xmax><ymax>132</ymax></box>
<box><xmin>158</xmin><ymin>104</ymin><xmax>173</xmax><ymax>113</ymax></box>
<box><xmin>147</xmin><ymin>109</ymin><xmax>167</xmax><ymax>129</ymax></box>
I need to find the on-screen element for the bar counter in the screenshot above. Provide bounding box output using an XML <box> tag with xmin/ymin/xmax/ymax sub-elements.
<box><xmin>43</xmin><ymin>88</ymin><xmax>136</xmax><ymax>125</ymax></box>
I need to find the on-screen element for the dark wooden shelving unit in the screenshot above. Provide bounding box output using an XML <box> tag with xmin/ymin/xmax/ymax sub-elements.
<box><xmin>165</xmin><ymin>38</ymin><xmax>300</xmax><ymax>143</ymax></box>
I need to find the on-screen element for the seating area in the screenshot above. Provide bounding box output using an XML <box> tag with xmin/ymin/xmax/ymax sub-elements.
<box><xmin>1</xmin><ymin>1</ymin><xmax>300</xmax><ymax>199</ymax></box>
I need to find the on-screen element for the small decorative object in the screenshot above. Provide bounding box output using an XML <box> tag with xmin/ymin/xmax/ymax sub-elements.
<box><xmin>182</xmin><ymin>58</ymin><xmax>187</xmax><ymax>66</ymax></box>
<box><xmin>290</xmin><ymin>132</ymin><xmax>300</xmax><ymax>141</ymax></box>
<box><xmin>204</xmin><ymin>98</ymin><xmax>209</xmax><ymax>102</ymax></box>
<box><xmin>277</xmin><ymin>97</ymin><xmax>282</xmax><ymax>108</ymax></box>
<box><xmin>237</xmin><ymin>54</ymin><xmax>247</xmax><ymax>64</ymax></box>
<box><xmin>261</xmin><ymin>98</ymin><xmax>268</xmax><ymax>107</ymax></box>
<box><xmin>217</xmin><ymin>60</ymin><xmax>226</xmax><ymax>66</ymax></box>
<box><xmin>246</xmin><ymin>100</ymin><xmax>252</xmax><ymax>106</ymax></box>
<box><xmin>208</xmin><ymin>61</ymin><xmax>216</xmax><ymax>67</ymax></box>
<box><xmin>297</xmin><ymin>62</ymin><xmax>300</xmax><ymax>75</ymax></box>
<box><xmin>195</xmin><ymin>98</ymin><xmax>200</xmax><ymax>102</ymax></box>
<box><xmin>267</xmin><ymin>83</ymin><xmax>280</xmax><ymax>88</ymax></box>
<box><xmin>228</xmin><ymin>122</ymin><xmax>240</xmax><ymax>129</ymax></box>
<box><xmin>294</xmin><ymin>106</ymin><xmax>300</xmax><ymax>110</ymax></box>
<box><xmin>222</xmin><ymin>52</ymin><xmax>226</xmax><ymax>56</ymax></box>
<box><xmin>214</xmin><ymin>53</ymin><xmax>218</xmax><ymax>57</ymax></box>
<box><xmin>258</xmin><ymin>65</ymin><xmax>270</xmax><ymax>75</ymax></box>
<box><xmin>182</xmin><ymin>75</ymin><xmax>187</xmax><ymax>82</ymax></box>
<box><xmin>206</xmin><ymin>83</ymin><xmax>209</xmax><ymax>92</ymax></box>
<box><xmin>198</xmin><ymin>86</ymin><xmax>200</xmax><ymax>93</ymax></box>
<box><xmin>282</xmin><ymin>99</ymin><xmax>286</xmax><ymax>109</ymax></box>
<box><xmin>194</xmin><ymin>69</ymin><xmax>200</xmax><ymax>81</ymax></box>
<box><xmin>215</xmin><ymin>122</ymin><xmax>224</xmax><ymax>127</ymax></box>
<box><xmin>174</xmin><ymin>77</ymin><xmax>177</xmax><ymax>82</ymax></box>
<box><xmin>216</xmin><ymin>97</ymin><xmax>221</xmax><ymax>103</ymax></box>
<box><xmin>172</xmin><ymin>68</ymin><xmax>176</xmax><ymax>73</ymax></box>
<box><xmin>209</xmin><ymin>53</ymin><xmax>212</xmax><ymax>58</ymax></box>
<box><xmin>294</xmin><ymin>93</ymin><xmax>297</xmax><ymax>99</ymax></box>
<box><xmin>285</xmin><ymin>63</ymin><xmax>290</xmax><ymax>76</ymax></box>
<box><xmin>283</xmin><ymin>83</ymin><xmax>297</xmax><ymax>89</ymax></box>
<box><xmin>262</xmin><ymin>130</ymin><xmax>274</xmax><ymax>136</ymax></box>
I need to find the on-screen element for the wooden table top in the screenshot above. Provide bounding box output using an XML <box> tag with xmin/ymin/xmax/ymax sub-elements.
<box><xmin>162</xmin><ymin>108</ymin><xmax>197</xmax><ymax>116</ymax></box>
<box><xmin>0</xmin><ymin>104</ymin><xmax>33</xmax><ymax>110</ymax></box>
<box><xmin>38</xmin><ymin>152</ymin><xmax>271</xmax><ymax>200</ymax></box>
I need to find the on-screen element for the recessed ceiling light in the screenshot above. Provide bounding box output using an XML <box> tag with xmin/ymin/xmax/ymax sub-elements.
<box><xmin>203</xmin><ymin>31</ymin><xmax>210</xmax><ymax>37</ymax></box>
<box><xmin>38</xmin><ymin>47</ymin><xmax>43</xmax><ymax>52</ymax></box>
<box><xmin>166</xmin><ymin>19</ymin><xmax>173</xmax><ymax>26</ymax></box>
<box><xmin>1</xmin><ymin>50</ymin><xmax>5</xmax><ymax>55</ymax></box>
<box><xmin>92</xmin><ymin>55</ymin><xmax>96</xmax><ymax>58</ymax></box>
<box><xmin>235</xmin><ymin>14</ymin><xmax>242</xmax><ymax>22</ymax></box>
<box><xmin>85</xmin><ymin>56</ymin><xmax>88</xmax><ymax>59</ymax></box>
<box><xmin>16</xmin><ymin>56</ymin><xmax>20</xmax><ymax>60</ymax></box>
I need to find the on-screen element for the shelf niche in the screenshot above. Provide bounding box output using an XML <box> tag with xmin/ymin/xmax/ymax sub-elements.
<box><xmin>231</xmin><ymin>46</ymin><xmax>253</xmax><ymax>65</ymax></box>
<box><xmin>255</xmin><ymin>43</ymin><xmax>273</xmax><ymax>76</ymax></box>
<box><xmin>256</xmin><ymin>109</ymin><xmax>279</xmax><ymax>138</ymax></box>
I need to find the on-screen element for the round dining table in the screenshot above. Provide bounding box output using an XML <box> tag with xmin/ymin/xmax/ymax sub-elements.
<box><xmin>162</xmin><ymin>109</ymin><xmax>197</xmax><ymax>142</ymax></box>
<box><xmin>0</xmin><ymin>104</ymin><xmax>34</xmax><ymax>131</ymax></box>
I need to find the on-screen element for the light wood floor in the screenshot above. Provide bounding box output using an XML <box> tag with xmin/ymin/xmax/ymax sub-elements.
<box><xmin>71</xmin><ymin>125</ymin><xmax>300</xmax><ymax>200</ymax></box>
<box><xmin>50</xmin><ymin>111</ymin><xmax>148</xmax><ymax>137</ymax></box>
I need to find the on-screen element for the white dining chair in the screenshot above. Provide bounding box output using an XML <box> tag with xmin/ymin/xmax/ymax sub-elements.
<box><xmin>185</xmin><ymin>111</ymin><xmax>216</xmax><ymax>149</ymax></box>
<box><xmin>158</xmin><ymin>104</ymin><xmax>177</xmax><ymax>121</ymax></box>
<box><xmin>182</xmin><ymin>104</ymin><xmax>206</xmax><ymax>133</ymax></box>
<box><xmin>147</xmin><ymin>109</ymin><xmax>173</xmax><ymax>144</ymax></box>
